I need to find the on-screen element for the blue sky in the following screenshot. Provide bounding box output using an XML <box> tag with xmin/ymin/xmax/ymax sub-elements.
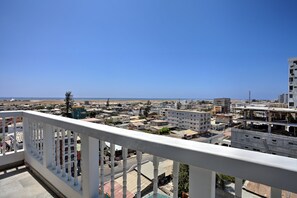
<box><xmin>0</xmin><ymin>0</ymin><xmax>297</xmax><ymax>99</ymax></box>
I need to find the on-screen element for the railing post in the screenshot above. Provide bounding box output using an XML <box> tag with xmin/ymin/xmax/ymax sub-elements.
<box><xmin>172</xmin><ymin>161</ymin><xmax>180</xmax><ymax>198</ymax></box>
<box><xmin>271</xmin><ymin>187</ymin><xmax>282</xmax><ymax>198</ymax></box>
<box><xmin>235</xmin><ymin>177</ymin><xmax>242</xmax><ymax>198</ymax></box>
<box><xmin>43</xmin><ymin>124</ymin><xmax>54</xmax><ymax>168</ymax></box>
<box><xmin>23</xmin><ymin>117</ymin><xmax>29</xmax><ymax>152</ymax></box>
<box><xmin>189</xmin><ymin>166</ymin><xmax>215</xmax><ymax>198</ymax></box>
<box><xmin>81</xmin><ymin>133</ymin><xmax>99</xmax><ymax>198</ymax></box>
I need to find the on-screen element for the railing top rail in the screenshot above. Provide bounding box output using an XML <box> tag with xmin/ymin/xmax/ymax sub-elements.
<box><xmin>3</xmin><ymin>110</ymin><xmax>297</xmax><ymax>193</ymax></box>
<box><xmin>0</xmin><ymin>111</ymin><xmax>23</xmax><ymax>118</ymax></box>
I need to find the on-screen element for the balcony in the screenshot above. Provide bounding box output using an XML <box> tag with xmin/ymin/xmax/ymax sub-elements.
<box><xmin>1</xmin><ymin>111</ymin><xmax>297</xmax><ymax>198</ymax></box>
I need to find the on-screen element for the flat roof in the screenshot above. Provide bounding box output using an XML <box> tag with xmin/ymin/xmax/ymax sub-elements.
<box><xmin>234</xmin><ymin>106</ymin><xmax>297</xmax><ymax>113</ymax></box>
<box><xmin>167</xmin><ymin>109</ymin><xmax>209</xmax><ymax>114</ymax></box>
<box><xmin>80</xmin><ymin>118</ymin><xmax>102</xmax><ymax>122</ymax></box>
<box><xmin>151</xmin><ymin>120</ymin><xmax>168</xmax><ymax>123</ymax></box>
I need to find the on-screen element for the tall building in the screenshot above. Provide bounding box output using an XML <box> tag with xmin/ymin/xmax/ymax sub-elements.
<box><xmin>166</xmin><ymin>109</ymin><xmax>211</xmax><ymax>132</ymax></box>
<box><xmin>288</xmin><ymin>57</ymin><xmax>297</xmax><ymax>108</ymax></box>
<box><xmin>278</xmin><ymin>93</ymin><xmax>288</xmax><ymax>104</ymax></box>
<box><xmin>213</xmin><ymin>98</ymin><xmax>231</xmax><ymax>113</ymax></box>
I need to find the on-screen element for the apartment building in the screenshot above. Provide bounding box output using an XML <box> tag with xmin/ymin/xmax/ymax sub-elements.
<box><xmin>166</xmin><ymin>109</ymin><xmax>211</xmax><ymax>132</ymax></box>
<box><xmin>288</xmin><ymin>57</ymin><xmax>297</xmax><ymax>108</ymax></box>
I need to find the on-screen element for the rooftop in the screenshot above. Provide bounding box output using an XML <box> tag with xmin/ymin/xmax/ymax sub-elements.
<box><xmin>234</xmin><ymin>106</ymin><xmax>297</xmax><ymax>113</ymax></box>
<box><xmin>167</xmin><ymin>109</ymin><xmax>210</xmax><ymax>114</ymax></box>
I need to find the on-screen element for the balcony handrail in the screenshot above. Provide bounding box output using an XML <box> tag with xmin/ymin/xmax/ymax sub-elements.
<box><xmin>1</xmin><ymin>110</ymin><xmax>297</xmax><ymax>193</ymax></box>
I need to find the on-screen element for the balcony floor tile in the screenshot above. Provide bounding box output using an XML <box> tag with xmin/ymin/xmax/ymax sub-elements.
<box><xmin>0</xmin><ymin>166</ymin><xmax>56</xmax><ymax>198</ymax></box>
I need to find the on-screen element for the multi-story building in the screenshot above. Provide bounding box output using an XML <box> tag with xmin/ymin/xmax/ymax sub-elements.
<box><xmin>288</xmin><ymin>57</ymin><xmax>297</xmax><ymax>108</ymax></box>
<box><xmin>231</xmin><ymin>106</ymin><xmax>297</xmax><ymax>158</ymax></box>
<box><xmin>166</xmin><ymin>109</ymin><xmax>211</xmax><ymax>132</ymax></box>
<box><xmin>213</xmin><ymin>98</ymin><xmax>231</xmax><ymax>113</ymax></box>
<box><xmin>278</xmin><ymin>93</ymin><xmax>288</xmax><ymax>104</ymax></box>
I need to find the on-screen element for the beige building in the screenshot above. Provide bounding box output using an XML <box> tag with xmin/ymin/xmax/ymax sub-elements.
<box><xmin>166</xmin><ymin>109</ymin><xmax>210</xmax><ymax>132</ymax></box>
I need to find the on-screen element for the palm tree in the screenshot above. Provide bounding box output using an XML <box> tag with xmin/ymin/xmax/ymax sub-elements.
<box><xmin>64</xmin><ymin>91</ymin><xmax>73</xmax><ymax>118</ymax></box>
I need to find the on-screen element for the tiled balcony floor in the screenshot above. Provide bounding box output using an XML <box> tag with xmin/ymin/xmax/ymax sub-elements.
<box><xmin>0</xmin><ymin>166</ymin><xmax>56</xmax><ymax>198</ymax></box>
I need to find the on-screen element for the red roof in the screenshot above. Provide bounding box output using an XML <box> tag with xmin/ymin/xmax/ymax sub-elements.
<box><xmin>102</xmin><ymin>181</ymin><xmax>134</xmax><ymax>198</ymax></box>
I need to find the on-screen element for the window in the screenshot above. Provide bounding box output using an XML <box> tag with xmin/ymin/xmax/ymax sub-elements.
<box><xmin>290</xmin><ymin>94</ymin><xmax>293</xmax><ymax>98</ymax></box>
<box><xmin>289</xmin><ymin>102</ymin><xmax>294</xmax><ymax>107</ymax></box>
<box><xmin>290</xmin><ymin>86</ymin><xmax>293</xmax><ymax>91</ymax></box>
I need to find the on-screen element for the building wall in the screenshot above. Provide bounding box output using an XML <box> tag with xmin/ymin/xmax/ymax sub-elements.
<box><xmin>288</xmin><ymin>57</ymin><xmax>297</xmax><ymax>108</ymax></box>
<box><xmin>213</xmin><ymin>98</ymin><xmax>231</xmax><ymax>113</ymax></box>
<box><xmin>278</xmin><ymin>93</ymin><xmax>288</xmax><ymax>104</ymax></box>
<box><xmin>166</xmin><ymin>109</ymin><xmax>211</xmax><ymax>132</ymax></box>
<box><xmin>231</xmin><ymin>128</ymin><xmax>297</xmax><ymax>158</ymax></box>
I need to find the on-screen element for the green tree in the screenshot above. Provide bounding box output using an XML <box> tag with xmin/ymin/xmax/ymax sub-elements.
<box><xmin>158</xmin><ymin>127</ymin><xmax>170</xmax><ymax>135</ymax></box>
<box><xmin>89</xmin><ymin>111</ymin><xmax>96</xmax><ymax>118</ymax></box>
<box><xmin>139</xmin><ymin>107</ymin><xmax>143</xmax><ymax>116</ymax></box>
<box><xmin>177</xmin><ymin>101</ymin><xmax>182</xmax><ymax>110</ymax></box>
<box><xmin>215</xmin><ymin>174</ymin><xmax>234</xmax><ymax>190</ymax></box>
<box><xmin>143</xmin><ymin>100</ymin><xmax>151</xmax><ymax>117</ymax></box>
<box><xmin>106</xmin><ymin>98</ymin><xmax>110</xmax><ymax>107</ymax></box>
<box><xmin>64</xmin><ymin>91</ymin><xmax>73</xmax><ymax>118</ymax></box>
<box><xmin>178</xmin><ymin>164</ymin><xmax>189</xmax><ymax>196</ymax></box>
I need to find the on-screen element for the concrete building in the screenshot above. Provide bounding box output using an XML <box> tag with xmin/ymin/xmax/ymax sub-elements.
<box><xmin>213</xmin><ymin>98</ymin><xmax>231</xmax><ymax>113</ymax></box>
<box><xmin>231</xmin><ymin>106</ymin><xmax>297</xmax><ymax>158</ymax></box>
<box><xmin>150</xmin><ymin>120</ymin><xmax>168</xmax><ymax>126</ymax></box>
<box><xmin>72</xmin><ymin>106</ymin><xmax>87</xmax><ymax>119</ymax></box>
<box><xmin>288</xmin><ymin>57</ymin><xmax>297</xmax><ymax>108</ymax></box>
<box><xmin>166</xmin><ymin>109</ymin><xmax>211</xmax><ymax>132</ymax></box>
<box><xmin>215</xmin><ymin>114</ymin><xmax>233</xmax><ymax>125</ymax></box>
<box><xmin>111</xmin><ymin>115</ymin><xmax>130</xmax><ymax>123</ymax></box>
<box><xmin>278</xmin><ymin>93</ymin><xmax>288</xmax><ymax>104</ymax></box>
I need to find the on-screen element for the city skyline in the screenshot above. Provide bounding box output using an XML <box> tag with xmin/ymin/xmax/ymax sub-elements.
<box><xmin>1</xmin><ymin>1</ymin><xmax>297</xmax><ymax>99</ymax></box>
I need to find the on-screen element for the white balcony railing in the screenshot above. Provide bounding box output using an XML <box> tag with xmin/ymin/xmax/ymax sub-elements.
<box><xmin>1</xmin><ymin>110</ymin><xmax>297</xmax><ymax>198</ymax></box>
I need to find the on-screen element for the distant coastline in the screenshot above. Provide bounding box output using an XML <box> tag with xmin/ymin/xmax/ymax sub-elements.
<box><xmin>0</xmin><ymin>97</ymin><xmax>213</xmax><ymax>101</ymax></box>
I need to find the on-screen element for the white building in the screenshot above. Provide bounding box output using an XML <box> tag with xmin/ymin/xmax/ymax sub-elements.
<box><xmin>111</xmin><ymin>115</ymin><xmax>130</xmax><ymax>123</ymax></box>
<box><xmin>166</xmin><ymin>109</ymin><xmax>211</xmax><ymax>132</ymax></box>
<box><xmin>288</xmin><ymin>57</ymin><xmax>297</xmax><ymax>108</ymax></box>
